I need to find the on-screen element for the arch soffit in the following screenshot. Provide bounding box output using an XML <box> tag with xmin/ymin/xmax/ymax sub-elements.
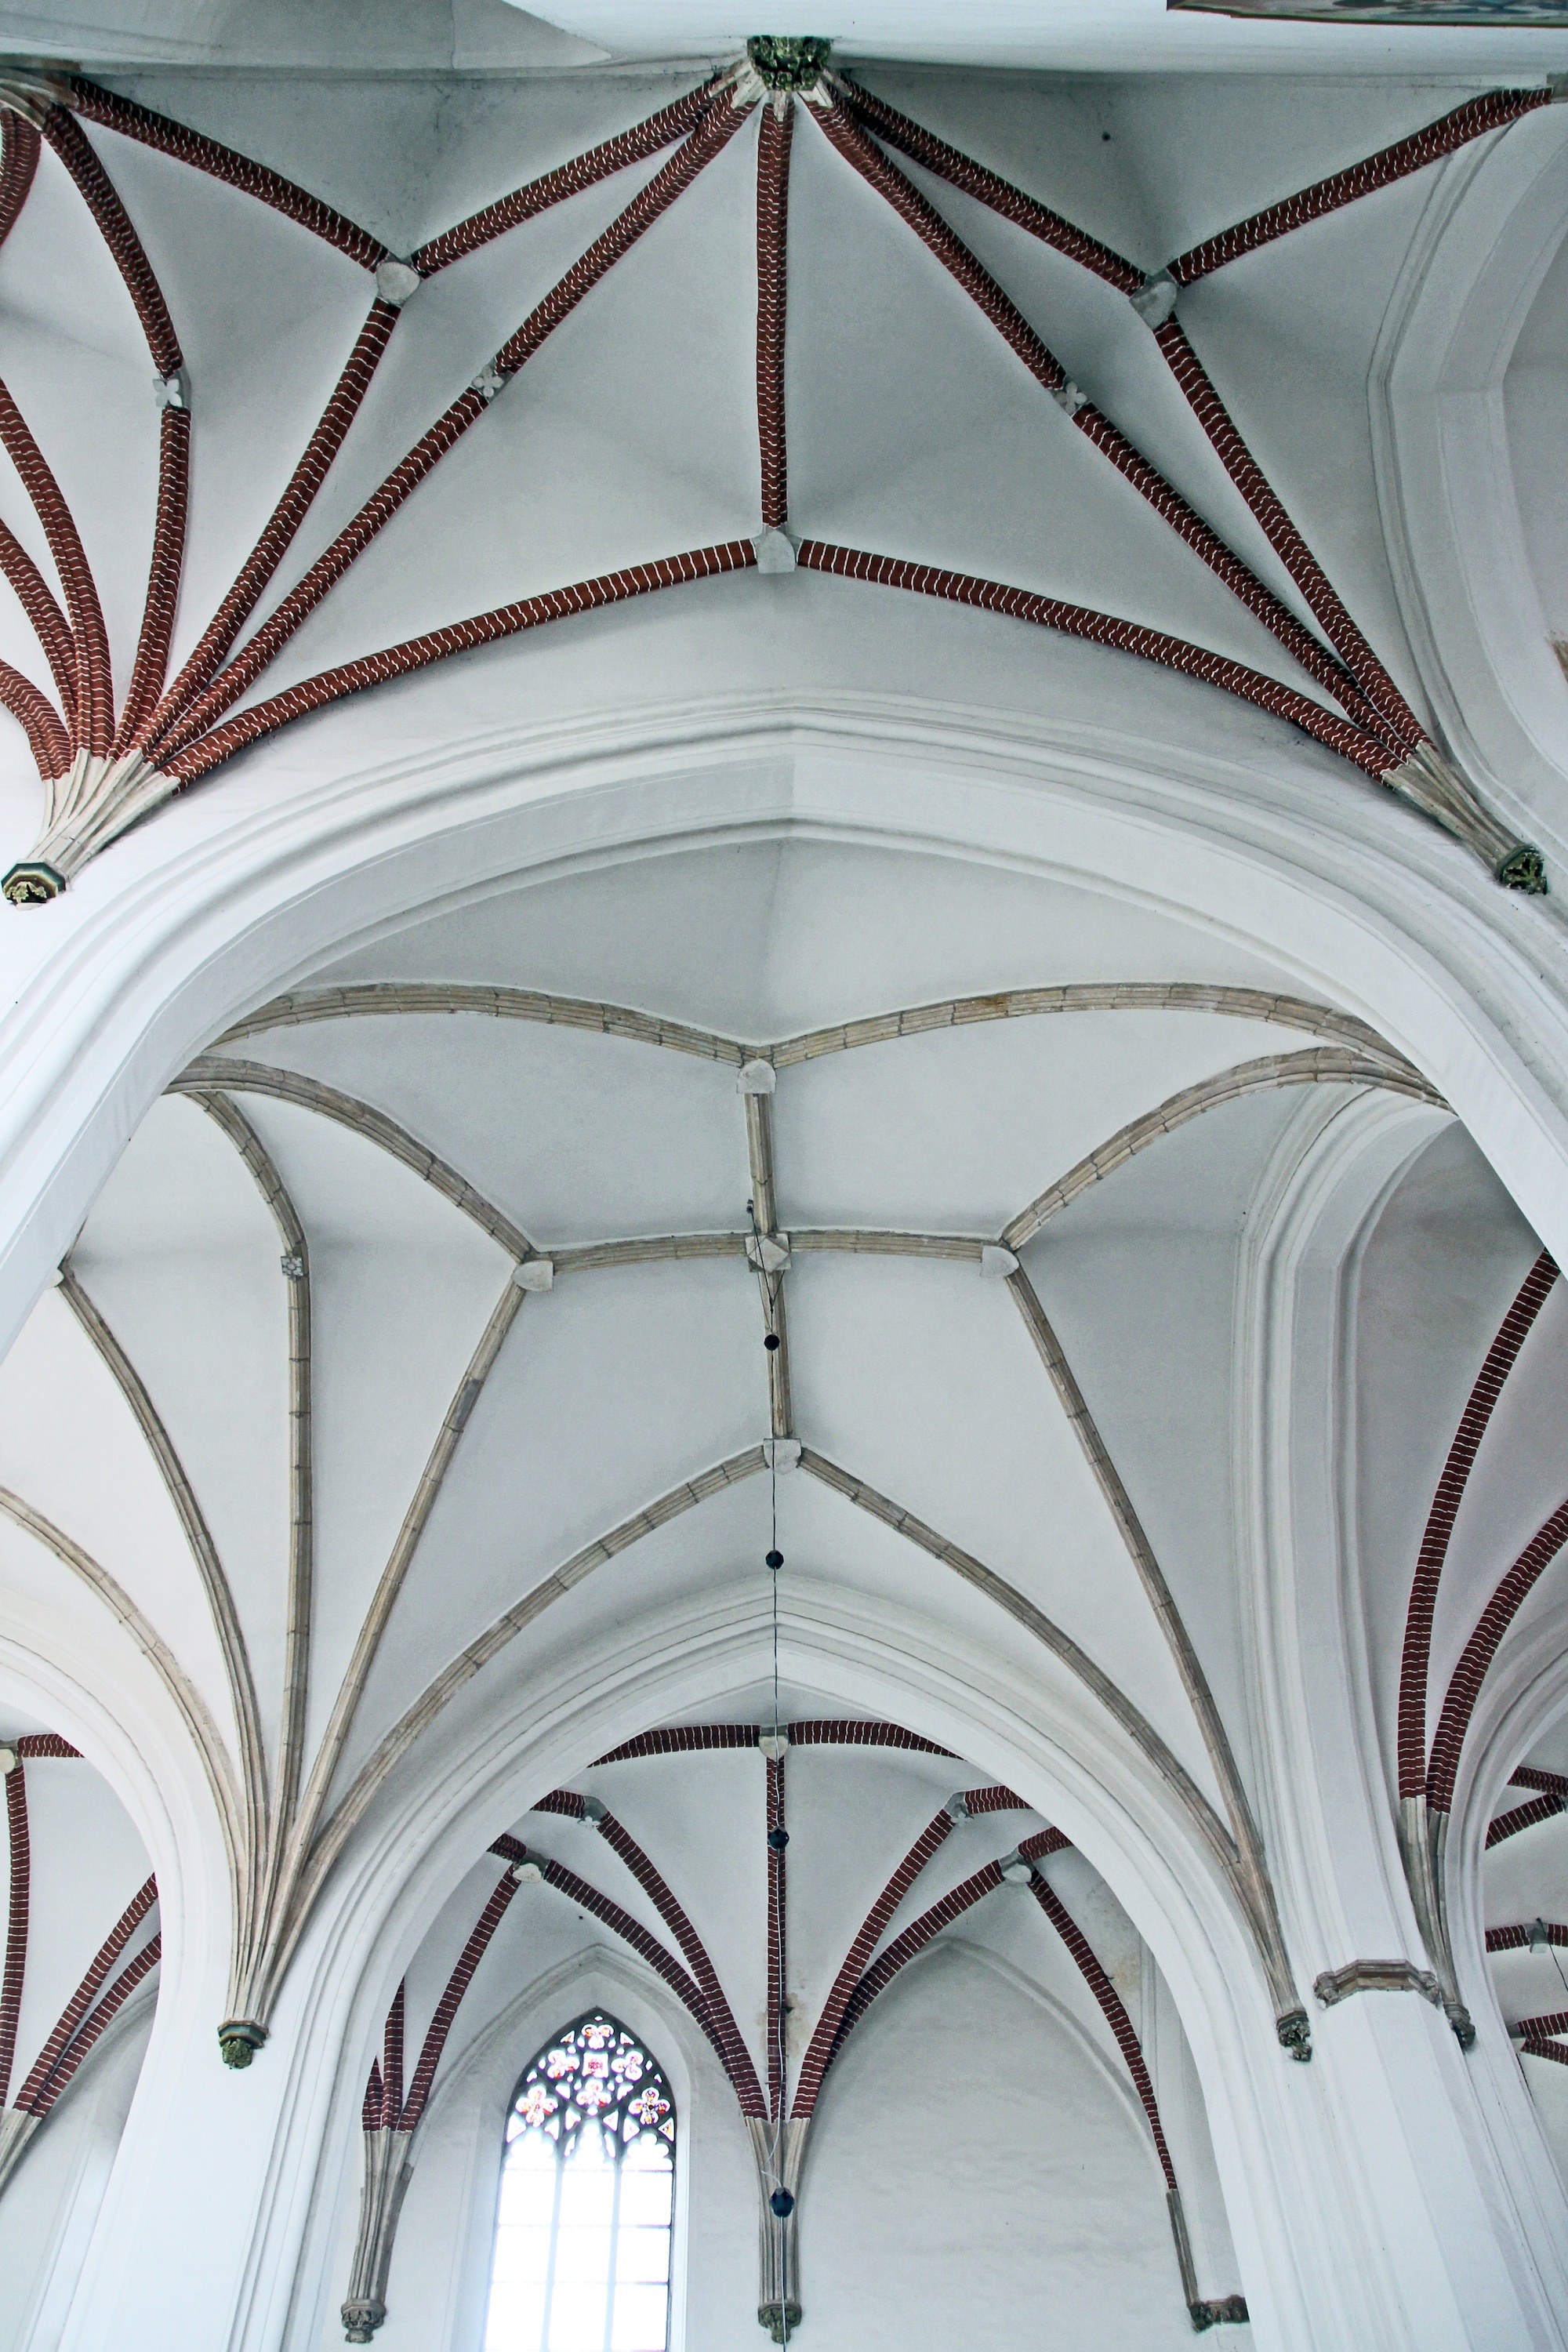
<box><xmin>1374</xmin><ymin>111</ymin><xmax>1568</xmax><ymax>856</ymax></box>
<box><xmin>2</xmin><ymin>717</ymin><xmax>1568</xmax><ymax>1361</ymax></box>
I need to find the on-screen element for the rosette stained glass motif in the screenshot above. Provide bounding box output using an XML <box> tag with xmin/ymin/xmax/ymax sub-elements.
<box><xmin>485</xmin><ymin>2013</ymin><xmax>675</xmax><ymax>2352</ymax></box>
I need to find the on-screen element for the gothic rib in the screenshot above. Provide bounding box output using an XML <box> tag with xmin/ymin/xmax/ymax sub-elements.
<box><xmin>13</xmin><ymin>1734</ymin><xmax>80</xmax><ymax>1757</ymax></box>
<box><xmin>140</xmin><ymin>296</ymin><xmax>402</xmax><ymax>754</ymax></box>
<box><xmin>810</xmin><ymin>95</ymin><xmax>1380</xmax><ymax>730</ymax></box>
<box><xmin>0</xmin><ymin>379</ymin><xmax>112</xmax><ymax>757</ymax></box>
<box><xmin>767</xmin><ymin>1751</ymin><xmax>786</xmax><ymax>2119</ymax></box>
<box><xmin>832</xmin><ymin>1828</ymin><xmax>1072</xmax><ymax>2056</ymax></box>
<box><xmin>0</xmin><ymin>1757</ymin><xmax>27</xmax><ymax>2103</ymax></box>
<box><xmin>285</xmin><ymin>1450</ymin><xmax>771</xmax><ymax>1962</ymax></box>
<box><xmin>269</xmin><ymin>1276</ymin><xmax>527</xmax><ymax>1998</ymax></box>
<box><xmin>745</xmin><ymin>1087</ymin><xmax>792</xmax><ymax>1439</ymax></box>
<box><xmin>186</xmin><ymin>1095</ymin><xmax>314</xmax><ymax>1963</ymax></box>
<box><xmin>0</xmin><ymin>662</ymin><xmax>68</xmax><ymax>779</ymax></box>
<box><xmin>1512</xmin><ymin>1765</ymin><xmax>1568</xmax><ymax>1797</ymax></box>
<box><xmin>554</xmin><ymin>1794</ymin><xmax>765</xmax><ymax>2114</ymax></box>
<box><xmin>216</xmin><ymin>983</ymin><xmax>746</xmax><ymax>1062</ymax></box>
<box><xmin>552</xmin><ymin>1234</ymin><xmax>750</xmax><ymax>1274</ymax></box>
<box><xmin>1166</xmin><ymin>89</ymin><xmax>1552</xmax><ymax>287</ymax></box>
<box><xmin>1486</xmin><ymin>1794</ymin><xmax>1566</xmax><ymax>1849</ymax></box>
<box><xmin>1006</xmin><ymin>1263</ymin><xmax>1293</xmax><ymax>2007</ymax></box>
<box><xmin>756</xmin><ymin>96</ymin><xmax>792</xmax><ymax>528</ymax></box>
<box><xmin>0</xmin><ymin>107</ymin><xmax>39</xmax><ymax>249</ymax></box>
<box><xmin>13</xmin><ymin>1874</ymin><xmax>157</xmax><ymax>2111</ymax></box>
<box><xmin>798</xmin><ymin>542</ymin><xmax>1392</xmax><ymax>778</ymax></box>
<box><xmin>38</xmin><ymin>107</ymin><xmax>189</xmax><ymax>755</ymax></box>
<box><xmin>381</xmin><ymin>1983</ymin><xmax>406</xmax><ymax>2128</ymax></box>
<box><xmin>0</xmin><ymin>1490</ymin><xmax>245</xmax><ymax>1921</ymax></box>
<box><xmin>400</xmin><ymin>1871</ymin><xmax>520</xmax><ymax>2129</ymax></box>
<box><xmin>158</xmin><ymin>542</ymin><xmax>757</xmax><ymax>790</ymax></box>
<box><xmin>57</xmin><ymin>1263</ymin><xmax>267</xmax><ymax>1950</ymax></box>
<box><xmin>1512</xmin><ymin>2005</ymin><xmax>1568</xmax><ymax>2040</ymax></box>
<box><xmin>1430</xmin><ymin>1496</ymin><xmax>1568</xmax><ymax>1817</ymax></box>
<box><xmin>172</xmin><ymin>1058</ymin><xmax>532</xmax><ymax>1261</ymax></box>
<box><xmin>0</xmin><ymin>515</ymin><xmax>76</xmax><ymax>717</ymax></box>
<box><xmin>796</xmin><ymin>1449</ymin><xmax>1241</xmax><ymax>1888</ymax></box>
<box><xmin>834</xmin><ymin>77</ymin><xmax>1142</xmax><ymax>292</ymax></box>
<box><xmin>1397</xmin><ymin>1250</ymin><xmax>1558</xmax><ymax>1801</ymax></box>
<box><xmin>490</xmin><ymin>1831</ymin><xmax>731</xmax><ymax>2076</ymax></box>
<box><xmin>1489</xmin><ymin>1921</ymin><xmax>1568</xmax><ymax>1951</ymax></box>
<box><xmin>151</xmin><ymin>101</ymin><xmax>753</xmax><ymax>768</ymax></box>
<box><xmin>21</xmin><ymin>1933</ymin><xmax>161</xmax><ymax>2119</ymax></box>
<box><xmin>65</xmin><ymin>78</ymin><xmax>389</xmax><ymax>266</ymax></box>
<box><xmin>1029</xmin><ymin>1869</ymin><xmax>1177</xmax><ymax>2191</ymax></box>
<box><xmin>771</xmin><ymin>982</ymin><xmax>1402</xmax><ymax>1066</ymax></box>
<box><xmin>1003</xmin><ymin>1046</ymin><xmax>1441</xmax><ymax>1253</ymax></box>
<box><xmin>1149</xmin><ymin>318</ymin><xmax>1419</xmax><ymax>754</ymax></box>
<box><xmin>412</xmin><ymin>78</ymin><xmax>720</xmax><ymax>274</ymax></box>
<box><xmin>590</xmin><ymin>1720</ymin><xmax>960</xmax><ymax>1762</ymax></box>
<box><xmin>793</xmin><ymin>1807</ymin><xmax>955</xmax><ymax>2117</ymax></box>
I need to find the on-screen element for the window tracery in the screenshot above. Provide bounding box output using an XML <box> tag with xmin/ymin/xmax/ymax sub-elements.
<box><xmin>485</xmin><ymin>2012</ymin><xmax>675</xmax><ymax>2352</ymax></box>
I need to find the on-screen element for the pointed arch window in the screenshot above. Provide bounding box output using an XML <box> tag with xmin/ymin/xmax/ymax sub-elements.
<box><xmin>485</xmin><ymin>2011</ymin><xmax>676</xmax><ymax>2352</ymax></box>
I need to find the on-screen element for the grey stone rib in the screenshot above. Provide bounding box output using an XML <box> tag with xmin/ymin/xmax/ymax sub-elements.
<box><xmin>1003</xmin><ymin>1047</ymin><xmax>1444</xmax><ymax>1250</ymax></box>
<box><xmin>172</xmin><ymin>1057</ymin><xmax>532</xmax><ymax>1260</ymax></box>
<box><xmin>281</xmin><ymin>1448</ymin><xmax>770</xmax><ymax>1975</ymax></box>
<box><xmin>57</xmin><ymin>1263</ymin><xmax>269</xmax><ymax>1971</ymax></box>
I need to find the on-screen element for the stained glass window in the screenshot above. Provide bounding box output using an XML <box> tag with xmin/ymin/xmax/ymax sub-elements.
<box><xmin>485</xmin><ymin>2012</ymin><xmax>676</xmax><ymax>2352</ymax></box>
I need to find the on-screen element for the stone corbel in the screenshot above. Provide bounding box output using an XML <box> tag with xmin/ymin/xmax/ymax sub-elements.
<box><xmin>1381</xmin><ymin>742</ymin><xmax>1546</xmax><ymax>894</ymax></box>
<box><xmin>340</xmin><ymin>2127</ymin><xmax>415</xmax><ymax>2343</ymax></box>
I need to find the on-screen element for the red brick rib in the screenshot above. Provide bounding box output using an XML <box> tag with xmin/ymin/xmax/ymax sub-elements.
<box><xmin>41</xmin><ymin>108</ymin><xmax>182</xmax><ymax>375</ymax></box>
<box><xmin>1486</xmin><ymin>1793</ymin><xmax>1566</xmax><ymax>1850</ymax></box>
<box><xmin>787</xmin><ymin>1720</ymin><xmax>959</xmax><ymax>1755</ymax></box>
<box><xmin>0</xmin><ymin>379</ymin><xmax>114</xmax><ymax>755</ymax></box>
<box><xmin>412</xmin><ymin>78</ymin><xmax>720</xmax><ymax>274</ymax></box>
<box><xmin>1514</xmin><ymin>2005</ymin><xmax>1568</xmax><ymax>2039</ymax></box>
<box><xmin>1521</xmin><ymin>2036</ymin><xmax>1568</xmax><ymax>2067</ymax></box>
<box><xmin>401</xmin><ymin>1871</ymin><xmax>519</xmax><ymax>2129</ymax></box>
<box><xmin>756</xmin><ymin>98</ymin><xmax>793</xmax><ymax>528</ymax></box>
<box><xmin>767</xmin><ymin>1752</ymin><xmax>786</xmax><ymax>2119</ymax></box>
<box><xmin>1428</xmin><ymin>1494</ymin><xmax>1568</xmax><ymax>1816</ymax></box>
<box><xmin>156</xmin><ymin>104</ymin><xmax>749</xmax><ymax>764</ymax></box>
<box><xmin>793</xmin><ymin>1809</ymin><xmax>954</xmax><ymax>2118</ymax></box>
<box><xmin>379</xmin><ymin>1981</ymin><xmax>405</xmax><ymax>2130</ymax></box>
<box><xmin>593</xmin><ymin>1806</ymin><xmax>767</xmax><ymax>2117</ymax></box>
<box><xmin>15</xmin><ymin>1876</ymin><xmax>158</xmax><ymax>2111</ymax></box>
<box><xmin>1152</xmin><ymin>318</ymin><xmax>1422</xmax><ymax>753</ymax></box>
<box><xmin>25</xmin><ymin>1933</ymin><xmax>161</xmax><ymax>2117</ymax></box>
<box><xmin>0</xmin><ymin>109</ymin><xmax>39</xmax><ymax>249</ymax></box>
<box><xmin>1032</xmin><ymin>1871</ymin><xmax>1176</xmax><ymax>2192</ymax></box>
<box><xmin>0</xmin><ymin>659</ymin><xmax>71</xmax><ymax>777</ymax></box>
<box><xmin>114</xmin><ymin>405</ymin><xmax>189</xmax><ymax>753</ymax></box>
<box><xmin>0</xmin><ymin>516</ymin><xmax>77</xmax><ymax>716</ymax></box>
<box><xmin>592</xmin><ymin>1725</ymin><xmax>762</xmax><ymax>1762</ymax></box>
<box><xmin>1512</xmin><ymin>1765</ymin><xmax>1568</xmax><ymax>1798</ymax></box>
<box><xmin>67</xmin><ymin>78</ymin><xmax>387</xmax><ymax>267</ymax></box>
<box><xmin>815</xmin><ymin>94</ymin><xmax>1378</xmax><ymax>721</ymax></box>
<box><xmin>488</xmin><ymin>1832</ymin><xmax>732</xmax><ymax>2085</ymax></box>
<box><xmin>158</xmin><ymin>543</ymin><xmax>755</xmax><ymax>789</ymax></box>
<box><xmin>1488</xmin><ymin>1920</ymin><xmax>1568</xmax><ymax>1951</ymax></box>
<box><xmin>1170</xmin><ymin>91</ymin><xmax>1552</xmax><ymax>287</ymax></box>
<box><xmin>141</xmin><ymin>298</ymin><xmax>400</xmax><ymax>752</ymax></box>
<box><xmin>1399</xmin><ymin>1252</ymin><xmax>1558</xmax><ymax>1800</ymax></box>
<box><xmin>15</xmin><ymin>1735</ymin><xmax>81</xmax><ymax>1759</ymax></box>
<box><xmin>797</xmin><ymin>542</ymin><xmax>1393</xmax><ymax>776</ymax></box>
<box><xmin>0</xmin><ymin>1761</ymin><xmax>29</xmax><ymax>2104</ymax></box>
<box><xmin>837</xmin><ymin>78</ymin><xmax>1142</xmax><ymax>292</ymax></box>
